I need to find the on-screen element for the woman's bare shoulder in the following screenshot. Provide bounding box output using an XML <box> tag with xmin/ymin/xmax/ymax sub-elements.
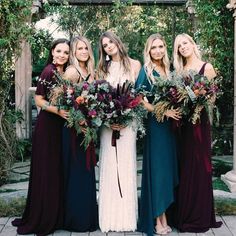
<box><xmin>204</xmin><ymin>62</ymin><xmax>216</xmax><ymax>80</ymax></box>
<box><xmin>64</xmin><ymin>66</ymin><xmax>79</xmax><ymax>81</ymax></box>
<box><xmin>130</xmin><ymin>58</ymin><xmax>141</xmax><ymax>71</ymax></box>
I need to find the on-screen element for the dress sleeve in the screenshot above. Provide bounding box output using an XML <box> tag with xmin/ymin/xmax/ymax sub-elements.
<box><xmin>135</xmin><ymin>66</ymin><xmax>151</xmax><ymax>91</ymax></box>
<box><xmin>35</xmin><ymin>64</ymin><xmax>55</xmax><ymax>98</ymax></box>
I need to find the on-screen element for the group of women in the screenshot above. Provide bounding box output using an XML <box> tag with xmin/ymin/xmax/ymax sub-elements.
<box><xmin>12</xmin><ymin>31</ymin><xmax>222</xmax><ymax>236</ymax></box>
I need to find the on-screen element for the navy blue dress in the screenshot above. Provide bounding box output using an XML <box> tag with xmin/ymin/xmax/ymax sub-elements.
<box><xmin>136</xmin><ymin>67</ymin><xmax>178</xmax><ymax>236</ymax></box>
<box><xmin>62</xmin><ymin>127</ymin><xmax>98</xmax><ymax>232</ymax></box>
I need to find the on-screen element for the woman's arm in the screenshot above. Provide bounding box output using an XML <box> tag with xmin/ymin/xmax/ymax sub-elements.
<box><xmin>141</xmin><ymin>99</ymin><xmax>154</xmax><ymax>112</ymax></box>
<box><xmin>35</xmin><ymin>95</ymin><xmax>68</xmax><ymax>119</ymax></box>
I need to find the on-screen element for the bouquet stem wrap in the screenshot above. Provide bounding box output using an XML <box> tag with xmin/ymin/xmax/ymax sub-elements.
<box><xmin>111</xmin><ymin>130</ymin><xmax>123</xmax><ymax>198</ymax></box>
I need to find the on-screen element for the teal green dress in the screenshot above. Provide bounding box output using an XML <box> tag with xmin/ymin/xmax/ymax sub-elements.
<box><xmin>136</xmin><ymin>67</ymin><xmax>178</xmax><ymax>236</ymax></box>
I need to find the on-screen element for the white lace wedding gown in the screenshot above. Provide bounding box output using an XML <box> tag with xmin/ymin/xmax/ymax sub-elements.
<box><xmin>98</xmin><ymin>61</ymin><xmax>138</xmax><ymax>232</ymax></box>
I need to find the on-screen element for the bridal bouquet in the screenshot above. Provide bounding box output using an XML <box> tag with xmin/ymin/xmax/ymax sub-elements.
<box><xmin>177</xmin><ymin>70</ymin><xmax>221</xmax><ymax>124</ymax></box>
<box><xmin>102</xmin><ymin>80</ymin><xmax>147</xmax><ymax>142</ymax></box>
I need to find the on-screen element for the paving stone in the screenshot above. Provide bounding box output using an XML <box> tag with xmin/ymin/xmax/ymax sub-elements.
<box><xmin>0</xmin><ymin>217</ymin><xmax>9</xmax><ymax>225</ymax></box>
<box><xmin>0</xmin><ymin>182</ymin><xmax>28</xmax><ymax>191</ymax></box>
<box><xmin>54</xmin><ymin>230</ymin><xmax>71</xmax><ymax>235</ymax></box>
<box><xmin>11</xmin><ymin>167</ymin><xmax>30</xmax><ymax>175</ymax></box>
<box><xmin>8</xmin><ymin>172</ymin><xmax>29</xmax><ymax>183</ymax></box>
<box><xmin>11</xmin><ymin>161</ymin><xmax>30</xmax><ymax>169</ymax></box>
<box><xmin>212</xmin><ymin>156</ymin><xmax>233</xmax><ymax>164</ymax></box>
<box><xmin>214</xmin><ymin>189</ymin><xmax>236</xmax><ymax>200</ymax></box>
<box><xmin>0</xmin><ymin>216</ymin><xmax>236</xmax><ymax>236</ymax></box>
<box><xmin>0</xmin><ymin>190</ymin><xmax>27</xmax><ymax>202</ymax></box>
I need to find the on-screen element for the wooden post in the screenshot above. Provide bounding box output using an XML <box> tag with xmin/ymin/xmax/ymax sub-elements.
<box><xmin>221</xmin><ymin>0</ymin><xmax>236</xmax><ymax>193</ymax></box>
<box><xmin>15</xmin><ymin>41</ymin><xmax>32</xmax><ymax>139</ymax></box>
<box><xmin>186</xmin><ymin>0</ymin><xmax>197</xmax><ymax>34</ymax></box>
<box><xmin>15</xmin><ymin>0</ymin><xmax>43</xmax><ymax>139</ymax></box>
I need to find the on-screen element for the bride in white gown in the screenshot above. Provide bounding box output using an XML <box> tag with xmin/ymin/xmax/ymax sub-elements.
<box><xmin>97</xmin><ymin>31</ymin><xmax>141</xmax><ymax>232</ymax></box>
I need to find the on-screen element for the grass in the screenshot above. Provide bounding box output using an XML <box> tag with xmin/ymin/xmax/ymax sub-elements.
<box><xmin>213</xmin><ymin>177</ymin><xmax>230</xmax><ymax>192</ymax></box>
<box><xmin>212</xmin><ymin>159</ymin><xmax>232</xmax><ymax>177</ymax></box>
<box><xmin>0</xmin><ymin>189</ymin><xmax>18</xmax><ymax>194</ymax></box>
<box><xmin>215</xmin><ymin>198</ymin><xmax>236</xmax><ymax>215</ymax></box>
<box><xmin>0</xmin><ymin>196</ymin><xmax>234</xmax><ymax>218</ymax></box>
<box><xmin>213</xmin><ymin>178</ymin><xmax>236</xmax><ymax>215</ymax></box>
<box><xmin>7</xmin><ymin>177</ymin><xmax>29</xmax><ymax>184</ymax></box>
<box><xmin>0</xmin><ymin>197</ymin><xmax>25</xmax><ymax>217</ymax></box>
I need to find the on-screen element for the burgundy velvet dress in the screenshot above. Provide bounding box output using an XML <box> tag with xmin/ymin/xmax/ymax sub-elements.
<box><xmin>176</xmin><ymin>63</ymin><xmax>222</xmax><ymax>233</ymax></box>
<box><xmin>12</xmin><ymin>64</ymin><xmax>65</xmax><ymax>236</ymax></box>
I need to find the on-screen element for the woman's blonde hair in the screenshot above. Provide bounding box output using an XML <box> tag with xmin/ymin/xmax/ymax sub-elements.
<box><xmin>173</xmin><ymin>33</ymin><xmax>201</xmax><ymax>74</ymax></box>
<box><xmin>143</xmin><ymin>33</ymin><xmax>170</xmax><ymax>80</ymax></box>
<box><xmin>97</xmin><ymin>31</ymin><xmax>131</xmax><ymax>78</ymax></box>
<box><xmin>69</xmin><ymin>36</ymin><xmax>95</xmax><ymax>79</ymax></box>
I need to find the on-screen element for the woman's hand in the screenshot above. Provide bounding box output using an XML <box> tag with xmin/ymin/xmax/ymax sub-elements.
<box><xmin>58</xmin><ymin>109</ymin><xmax>69</xmax><ymax>120</ymax></box>
<box><xmin>110</xmin><ymin>124</ymin><xmax>126</xmax><ymax>131</ymax></box>
<box><xmin>79</xmin><ymin>120</ymin><xmax>87</xmax><ymax>134</ymax></box>
<box><xmin>141</xmin><ymin>98</ymin><xmax>154</xmax><ymax>112</ymax></box>
<box><xmin>165</xmin><ymin>108</ymin><xmax>182</xmax><ymax>121</ymax></box>
<box><xmin>209</xmin><ymin>94</ymin><xmax>216</xmax><ymax>104</ymax></box>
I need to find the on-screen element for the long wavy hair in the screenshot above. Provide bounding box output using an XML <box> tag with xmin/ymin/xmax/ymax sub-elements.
<box><xmin>143</xmin><ymin>33</ymin><xmax>170</xmax><ymax>81</ymax></box>
<box><xmin>46</xmin><ymin>38</ymin><xmax>70</xmax><ymax>70</ymax></box>
<box><xmin>97</xmin><ymin>31</ymin><xmax>131</xmax><ymax>78</ymax></box>
<box><xmin>69</xmin><ymin>36</ymin><xmax>95</xmax><ymax>79</ymax></box>
<box><xmin>173</xmin><ymin>33</ymin><xmax>201</xmax><ymax>74</ymax></box>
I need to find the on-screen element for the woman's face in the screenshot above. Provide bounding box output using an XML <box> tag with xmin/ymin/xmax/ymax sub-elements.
<box><xmin>52</xmin><ymin>43</ymin><xmax>69</xmax><ymax>65</ymax></box>
<box><xmin>75</xmin><ymin>40</ymin><xmax>89</xmax><ymax>62</ymax></box>
<box><xmin>150</xmin><ymin>38</ymin><xmax>166</xmax><ymax>61</ymax></box>
<box><xmin>102</xmin><ymin>37</ymin><xmax>118</xmax><ymax>57</ymax></box>
<box><xmin>177</xmin><ymin>36</ymin><xmax>194</xmax><ymax>58</ymax></box>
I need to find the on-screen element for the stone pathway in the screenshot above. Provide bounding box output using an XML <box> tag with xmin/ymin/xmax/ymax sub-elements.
<box><xmin>0</xmin><ymin>216</ymin><xmax>236</xmax><ymax>236</ymax></box>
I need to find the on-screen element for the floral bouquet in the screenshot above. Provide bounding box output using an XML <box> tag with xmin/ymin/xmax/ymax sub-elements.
<box><xmin>177</xmin><ymin>70</ymin><xmax>221</xmax><ymax>124</ymax></box>
<box><xmin>151</xmin><ymin>75</ymin><xmax>185</xmax><ymax>122</ymax></box>
<box><xmin>48</xmin><ymin>71</ymin><xmax>78</xmax><ymax>110</ymax></box>
<box><xmin>66</xmin><ymin>79</ymin><xmax>113</xmax><ymax>149</ymax></box>
<box><xmin>99</xmin><ymin>80</ymin><xmax>147</xmax><ymax>198</ymax></box>
<box><xmin>49</xmin><ymin>72</ymin><xmax>109</xmax><ymax>149</ymax></box>
<box><xmin>102</xmin><ymin>80</ymin><xmax>147</xmax><ymax>146</ymax></box>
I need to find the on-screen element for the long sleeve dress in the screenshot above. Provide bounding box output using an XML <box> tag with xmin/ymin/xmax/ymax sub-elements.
<box><xmin>136</xmin><ymin>66</ymin><xmax>178</xmax><ymax>236</ymax></box>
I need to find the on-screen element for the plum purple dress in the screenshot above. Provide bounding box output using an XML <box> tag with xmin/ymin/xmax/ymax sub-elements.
<box><xmin>12</xmin><ymin>64</ymin><xmax>65</xmax><ymax>236</ymax></box>
<box><xmin>176</xmin><ymin>63</ymin><xmax>222</xmax><ymax>232</ymax></box>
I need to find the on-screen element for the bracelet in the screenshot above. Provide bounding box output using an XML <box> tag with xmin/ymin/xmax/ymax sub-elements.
<box><xmin>42</xmin><ymin>101</ymin><xmax>49</xmax><ymax>110</ymax></box>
